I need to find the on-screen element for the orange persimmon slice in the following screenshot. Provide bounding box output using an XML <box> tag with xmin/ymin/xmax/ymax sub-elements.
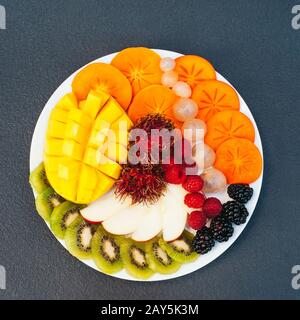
<box><xmin>111</xmin><ymin>47</ymin><xmax>162</xmax><ymax>96</ymax></box>
<box><xmin>175</xmin><ymin>55</ymin><xmax>216</xmax><ymax>89</ymax></box>
<box><xmin>214</xmin><ymin>138</ymin><xmax>262</xmax><ymax>184</ymax></box>
<box><xmin>192</xmin><ymin>80</ymin><xmax>240</xmax><ymax>122</ymax></box>
<box><xmin>72</xmin><ymin>63</ymin><xmax>132</xmax><ymax>110</ymax></box>
<box><xmin>205</xmin><ymin>110</ymin><xmax>255</xmax><ymax>151</ymax></box>
<box><xmin>127</xmin><ymin>84</ymin><xmax>179</xmax><ymax>125</ymax></box>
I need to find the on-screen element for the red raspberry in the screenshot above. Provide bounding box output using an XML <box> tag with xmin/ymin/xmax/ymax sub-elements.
<box><xmin>161</xmin><ymin>156</ymin><xmax>175</xmax><ymax>170</ymax></box>
<box><xmin>203</xmin><ymin>197</ymin><xmax>222</xmax><ymax>218</ymax></box>
<box><xmin>182</xmin><ymin>175</ymin><xmax>204</xmax><ymax>193</ymax></box>
<box><xmin>188</xmin><ymin>210</ymin><xmax>207</xmax><ymax>230</ymax></box>
<box><xmin>184</xmin><ymin>192</ymin><xmax>205</xmax><ymax>208</ymax></box>
<box><xmin>165</xmin><ymin>164</ymin><xmax>187</xmax><ymax>184</ymax></box>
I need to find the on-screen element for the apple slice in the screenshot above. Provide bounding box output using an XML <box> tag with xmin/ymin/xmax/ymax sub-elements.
<box><xmin>102</xmin><ymin>204</ymin><xmax>147</xmax><ymax>235</ymax></box>
<box><xmin>161</xmin><ymin>186</ymin><xmax>188</xmax><ymax>242</ymax></box>
<box><xmin>131</xmin><ymin>200</ymin><xmax>163</xmax><ymax>242</ymax></box>
<box><xmin>80</xmin><ymin>191</ymin><xmax>131</xmax><ymax>223</ymax></box>
<box><xmin>167</xmin><ymin>184</ymin><xmax>187</xmax><ymax>202</ymax></box>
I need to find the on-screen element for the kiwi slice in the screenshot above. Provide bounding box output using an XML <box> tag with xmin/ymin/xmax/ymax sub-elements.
<box><xmin>65</xmin><ymin>217</ymin><xmax>97</xmax><ymax>260</ymax></box>
<box><xmin>50</xmin><ymin>201</ymin><xmax>82</xmax><ymax>239</ymax></box>
<box><xmin>91</xmin><ymin>226</ymin><xmax>123</xmax><ymax>274</ymax></box>
<box><xmin>145</xmin><ymin>238</ymin><xmax>181</xmax><ymax>274</ymax></box>
<box><xmin>158</xmin><ymin>231</ymin><xmax>199</xmax><ymax>263</ymax></box>
<box><xmin>35</xmin><ymin>187</ymin><xmax>64</xmax><ymax>221</ymax></box>
<box><xmin>120</xmin><ymin>239</ymin><xmax>154</xmax><ymax>279</ymax></box>
<box><xmin>29</xmin><ymin>163</ymin><xmax>50</xmax><ymax>194</ymax></box>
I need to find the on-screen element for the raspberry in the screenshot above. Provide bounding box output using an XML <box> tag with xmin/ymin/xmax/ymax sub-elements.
<box><xmin>161</xmin><ymin>156</ymin><xmax>176</xmax><ymax>171</ymax></box>
<box><xmin>164</xmin><ymin>164</ymin><xmax>186</xmax><ymax>184</ymax></box>
<box><xmin>188</xmin><ymin>210</ymin><xmax>207</xmax><ymax>230</ymax></box>
<box><xmin>184</xmin><ymin>192</ymin><xmax>205</xmax><ymax>208</ymax></box>
<box><xmin>203</xmin><ymin>197</ymin><xmax>222</xmax><ymax>218</ymax></box>
<box><xmin>182</xmin><ymin>175</ymin><xmax>204</xmax><ymax>193</ymax></box>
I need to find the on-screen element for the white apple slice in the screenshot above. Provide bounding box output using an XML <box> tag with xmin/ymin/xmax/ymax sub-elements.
<box><xmin>131</xmin><ymin>200</ymin><xmax>163</xmax><ymax>242</ymax></box>
<box><xmin>102</xmin><ymin>204</ymin><xmax>147</xmax><ymax>235</ymax></box>
<box><xmin>167</xmin><ymin>184</ymin><xmax>187</xmax><ymax>202</ymax></box>
<box><xmin>80</xmin><ymin>191</ymin><xmax>131</xmax><ymax>223</ymax></box>
<box><xmin>162</xmin><ymin>186</ymin><xmax>188</xmax><ymax>242</ymax></box>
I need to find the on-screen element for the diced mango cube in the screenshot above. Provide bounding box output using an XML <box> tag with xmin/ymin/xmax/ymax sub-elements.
<box><xmin>83</xmin><ymin>148</ymin><xmax>121</xmax><ymax>179</ymax></box>
<box><xmin>62</xmin><ymin>140</ymin><xmax>84</xmax><ymax>160</ymax></box>
<box><xmin>62</xmin><ymin>178</ymin><xmax>78</xmax><ymax>201</ymax></box>
<box><xmin>108</xmin><ymin>128</ymin><xmax>129</xmax><ymax>147</ymax></box>
<box><xmin>65</xmin><ymin>121</ymin><xmax>89</xmax><ymax>144</ymax></box>
<box><xmin>47</xmin><ymin>120</ymin><xmax>66</xmax><ymax>139</ymax></box>
<box><xmin>88</xmin><ymin>129</ymin><xmax>106</xmax><ymax>149</ymax></box>
<box><xmin>92</xmin><ymin>171</ymin><xmax>115</xmax><ymax>199</ymax></box>
<box><xmin>57</xmin><ymin>160</ymin><xmax>81</xmax><ymax>180</ymax></box>
<box><xmin>76</xmin><ymin>188</ymin><xmax>94</xmax><ymax>204</ymax></box>
<box><xmin>45</xmin><ymin>173</ymin><xmax>64</xmax><ymax>195</ymax></box>
<box><xmin>93</xmin><ymin>117</ymin><xmax>111</xmax><ymax>134</ymax></box>
<box><xmin>50</xmin><ymin>108</ymin><xmax>69</xmax><ymax>123</ymax></box>
<box><xmin>110</xmin><ymin>113</ymin><xmax>133</xmax><ymax>131</ymax></box>
<box><xmin>56</xmin><ymin>93</ymin><xmax>78</xmax><ymax>111</ymax></box>
<box><xmin>78</xmin><ymin>164</ymin><xmax>98</xmax><ymax>190</ymax></box>
<box><xmin>45</xmin><ymin>139</ymin><xmax>64</xmax><ymax>156</ymax></box>
<box><xmin>44</xmin><ymin>155</ymin><xmax>61</xmax><ymax>172</ymax></box>
<box><xmin>67</xmin><ymin>109</ymin><xmax>92</xmax><ymax>129</ymax></box>
<box><xmin>96</xmin><ymin>98</ymin><xmax>124</xmax><ymax>124</ymax></box>
<box><xmin>83</xmin><ymin>90</ymin><xmax>110</xmax><ymax>119</ymax></box>
<box><xmin>104</xmin><ymin>142</ymin><xmax>128</xmax><ymax>164</ymax></box>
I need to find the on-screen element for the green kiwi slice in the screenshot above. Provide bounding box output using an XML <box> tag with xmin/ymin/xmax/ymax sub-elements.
<box><xmin>35</xmin><ymin>187</ymin><xmax>64</xmax><ymax>221</ymax></box>
<box><xmin>145</xmin><ymin>237</ymin><xmax>181</xmax><ymax>274</ymax></box>
<box><xmin>50</xmin><ymin>201</ymin><xmax>82</xmax><ymax>239</ymax></box>
<box><xmin>158</xmin><ymin>231</ymin><xmax>199</xmax><ymax>263</ymax></box>
<box><xmin>120</xmin><ymin>239</ymin><xmax>154</xmax><ymax>279</ymax></box>
<box><xmin>29</xmin><ymin>163</ymin><xmax>50</xmax><ymax>194</ymax></box>
<box><xmin>65</xmin><ymin>217</ymin><xmax>97</xmax><ymax>260</ymax></box>
<box><xmin>91</xmin><ymin>226</ymin><xmax>123</xmax><ymax>274</ymax></box>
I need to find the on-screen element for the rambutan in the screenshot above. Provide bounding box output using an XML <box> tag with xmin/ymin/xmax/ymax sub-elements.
<box><xmin>115</xmin><ymin>164</ymin><xmax>166</xmax><ymax>205</ymax></box>
<box><xmin>128</xmin><ymin>114</ymin><xmax>175</xmax><ymax>164</ymax></box>
<box><xmin>131</xmin><ymin>113</ymin><xmax>175</xmax><ymax>135</ymax></box>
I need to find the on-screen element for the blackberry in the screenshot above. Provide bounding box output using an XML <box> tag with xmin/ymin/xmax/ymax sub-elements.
<box><xmin>210</xmin><ymin>216</ymin><xmax>233</xmax><ymax>242</ymax></box>
<box><xmin>192</xmin><ymin>227</ymin><xmax>215</xmax><ymax>254</ymax></box>
<box><xmin>222</xmin><ymin>201</ymin><xmax>249</xmax><ymax>225</ymax></box>
<box><xmin>227</xmin><ymin>184</ymin><xmax>253</xmax><ymax>204</ymax></box>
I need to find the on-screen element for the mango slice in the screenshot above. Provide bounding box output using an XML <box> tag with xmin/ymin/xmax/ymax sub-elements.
<box><xmin>44</xmin><ymin>91</ymin><xmax>129</xmax><ymax>204</ymax></box>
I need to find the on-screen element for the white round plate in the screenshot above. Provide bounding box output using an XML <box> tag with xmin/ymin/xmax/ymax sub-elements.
<box><xmin>30</xmin><ymin>49</ymin><xmax>264</xmax><ymax>281</ymax></box>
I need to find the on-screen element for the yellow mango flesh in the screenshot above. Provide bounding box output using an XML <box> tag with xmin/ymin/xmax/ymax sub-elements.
<box><xmin>44</xmin><ymin>91</ymin><xmax>129</xmax><ymax>204</ymax></box>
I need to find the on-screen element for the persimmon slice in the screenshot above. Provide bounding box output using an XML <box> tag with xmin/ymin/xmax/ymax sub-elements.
<box><xmin>128</xmin><ymin>84</ymin><xmax>179</xmax><ymax>125</ymax></box>
<box><xmin>214</xmin><ymin>138</ymin><xmax>262</xmax><ymax>184</ymax></box>
<box><xmin>192</xmin><ymin>80</ymin><xmax>240</xmax><ymax>122</ymax></box>
<box><xmin>175</xmin><ymin>55</ymin><xmax>216</xmax><ymax>89</ymax></box>
<box><xmin>111</xmin><ymin>47</ymin><xmax>162</xmax><ymax>96</ymax></box>
<box><xmin>72</xmin><ymin>63</ymin><xmax>132</xmax><ymax>110</ymax></box>
<box><xmin>205</xmin><ymin>110</ymin><xmax>255</xmax><ymax>150</ymax></box>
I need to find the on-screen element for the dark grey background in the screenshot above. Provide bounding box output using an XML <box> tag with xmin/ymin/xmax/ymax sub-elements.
<box><xmin>0</xmin><ymin>0</ymin><xmax>299</xmax><ymax>300</ymax></box>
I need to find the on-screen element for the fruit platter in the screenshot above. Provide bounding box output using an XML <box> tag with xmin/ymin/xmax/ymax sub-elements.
<box><xmin>29</xmin><ymin>48</ymin><xmax>263</xmax><ymax>281</ymax></box>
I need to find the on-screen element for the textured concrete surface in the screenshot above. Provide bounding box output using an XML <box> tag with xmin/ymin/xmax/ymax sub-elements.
<box><xmin>0</xmin><ymin>0</ymin><xmax>300</xmax><ymax>299</ymax></box>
